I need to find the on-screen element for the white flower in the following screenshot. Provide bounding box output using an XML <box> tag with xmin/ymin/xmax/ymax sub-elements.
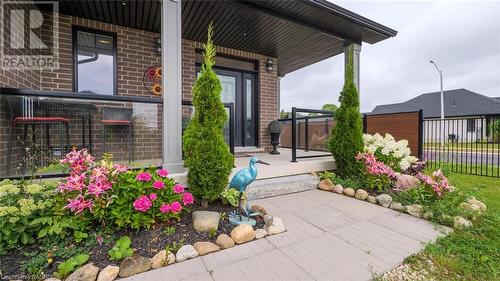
<box><xmin>400</xmin><ymin>159</ymin><xmax>411</xmax><ymax>171</ymax></box>
<box><xmin>381</xmin><ymin>147</ymin><xmax>390</xmax><ymax>155</ymax></box>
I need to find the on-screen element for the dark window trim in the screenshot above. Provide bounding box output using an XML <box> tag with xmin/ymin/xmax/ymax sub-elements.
<box><xmin>72</xmin><ymin>26</ymin><xmax>118</xmax><ymax>96</ymax></box>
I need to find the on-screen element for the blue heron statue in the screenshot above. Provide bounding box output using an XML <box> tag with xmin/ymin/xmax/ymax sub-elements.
<box><xmin>228</xmin><ymin>157</ymin><xmax>270</xmax><ymax>225</ymax></box>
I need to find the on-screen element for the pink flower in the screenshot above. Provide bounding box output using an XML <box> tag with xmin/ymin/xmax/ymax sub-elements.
<box><xmin>149</xmin><ymin>193</ymin><xmax>157</xmax><ymax>201</ymax></box>
<box><xmin>87</xmin><ymin>180</ymin><xmax>112</xmax><ymax>197</ymax></box>
<box><xmin>133</xmin><ymin>195</ymin><xmax>152</xmax><ymax>212</ymax></box>
<box><xmin>170</xmin><ymin>201</ymin><xmax>182</xmax><ymax>213</ymax></box>
<box><xmin>156</xmin><ymin>169</ymin><xmax>169</xmax><ymax>178</ymax></box>
<box><xmin>153</xmin><ymin>180</ymin><xmax>165</xmax><ymax>190</ymax></box>
<box><xmin>136</xmin><ymin>172</ymin><xmax>152</xmax><ymax>182</ymax></box>
<box><xmin>159</xmin><ymin>203</ymin><xmax>171</xmax><ymax>214</ymax></box>
<box><xmin>173</xmin><ymin>184</ymin><xmax>184</xmax><ymax>194</ymax></box>
<box><xmin>182</xmin><ymin>192</ymin><xmax>194</xmax><ymax>205</ymax></box>
<box><xmin>65</xmin><ymin>195</ymin><xmax>93</xmax><ymax>214</ymax></box>
<box><xmin>58</xmin><ymin>173</ymin><xmax>86</xmax><ymax>193</ymax></box>
<box><xmin>112</xmin><ymin>164</ymin><xmax>128</xmax><ymax>174</ymax></box>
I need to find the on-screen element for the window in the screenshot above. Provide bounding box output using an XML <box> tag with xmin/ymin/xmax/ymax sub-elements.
<box><xmin>466</xmin><ymin>119</ymin><xmax>476</xmax><ymax>132</ymax></box>
<box><xmin>73</xmin><ymin>28</ymin><xmax>116</xmax><ymax>95</ymax></box>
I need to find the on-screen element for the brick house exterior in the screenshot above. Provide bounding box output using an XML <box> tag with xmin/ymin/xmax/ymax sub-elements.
<box><xmin>0</xmin><ymin>13</ymin><xmax>278</xmax><ymax>177</ymax></box>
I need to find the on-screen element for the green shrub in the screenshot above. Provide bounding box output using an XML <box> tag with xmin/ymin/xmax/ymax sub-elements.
<box><xmin>221</xmin><ymin>188</ymin><xmax>241</xmax><ymax>207</ymax></box>
<box><xmin>318</xmin><ymin>171</ymin><xmax>364</xmax><ymax>190</ymax></box>
<box><xmin>56</xmin><ymin>253</ymin><xmax>89</xmax><ymax>279</ymax></box>
<box><xmin>328</xmin><ymin>45</ymin><xmax>364</xmax><ymax>178</ymax></box>
<box><xmin>183</xmin><ymin>24</ymin><xmax>234</xmax><ymax>206</ymax></box>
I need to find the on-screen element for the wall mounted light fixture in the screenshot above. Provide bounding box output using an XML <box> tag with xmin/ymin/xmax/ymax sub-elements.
<box><xmin>155</xmin><ymin>37</ymin><xmax>161</xmax><ymax>54</ymax></box>
<box><xmin>266</xmin><ymin>58</ymin><xmax>273</xmax><ymax>73</ymax></box>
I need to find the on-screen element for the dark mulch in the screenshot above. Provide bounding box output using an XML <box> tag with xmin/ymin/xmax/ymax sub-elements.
<box><xmin>0</xmin><ymin>201</ymin><xmax>264</xmax><ymax>280</ymax></box>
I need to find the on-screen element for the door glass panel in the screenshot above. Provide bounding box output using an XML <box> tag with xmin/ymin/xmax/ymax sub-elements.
<box><xmin>245</xmin><ymin>78</ymin><xmax>255</xmax><ymax>146</ymax></box>
<box><xmin>218</xmin><ymin>75</ymin><xmax>236</xmax><ymax>104</ymax></box>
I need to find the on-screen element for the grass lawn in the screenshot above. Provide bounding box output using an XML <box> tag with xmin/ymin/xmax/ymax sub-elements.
<box><xmin>400</xmin><ymin>173</ymin><xmax>500</xmax><ymax>280</ymax></box>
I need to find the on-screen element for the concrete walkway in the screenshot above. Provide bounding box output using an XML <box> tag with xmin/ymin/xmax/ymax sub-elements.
<box><xmin>123</xmin><ymin>190</ymin><xmax>449</xmax><ymax>281</ymax></box>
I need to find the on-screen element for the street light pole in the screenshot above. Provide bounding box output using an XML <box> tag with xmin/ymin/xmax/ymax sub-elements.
<box><xmin>430</xmin><ymin>60</ymin><xmax>444</xmax><ymax>145</ymax></box>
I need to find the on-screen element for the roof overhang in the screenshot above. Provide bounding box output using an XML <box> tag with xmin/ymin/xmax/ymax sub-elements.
<box><xmin>41</xmin><ymin>0</ymin><xmax>397</xmax><ymax>75</ymax></box>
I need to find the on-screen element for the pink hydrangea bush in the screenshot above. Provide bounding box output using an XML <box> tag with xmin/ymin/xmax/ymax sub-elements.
<box><xmin>416</xmin><ymin>169</ymin><xmax>452</xmax><ymax>197</ymax></box>
<box><xmin>58</xmin><ymin>149</ymin><xmax>193</xmax><ymax>229</ymax></box>
<box><xmin>356</xmin><ymin>152</ymin><xmax>397</xmax><ymax>191</ymax></box>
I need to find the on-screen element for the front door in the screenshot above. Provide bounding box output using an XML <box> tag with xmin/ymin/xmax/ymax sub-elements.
<box><xmin>215</xmin><ymin>69</ymin><xmax>256</xmax><ymax>147</ymax></box>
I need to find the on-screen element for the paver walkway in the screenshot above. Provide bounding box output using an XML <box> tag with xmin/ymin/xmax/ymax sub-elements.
<box><xmin>123</xmin><ymin>190</ymin><xmax>450</xmax><ymax>281</ymax></box>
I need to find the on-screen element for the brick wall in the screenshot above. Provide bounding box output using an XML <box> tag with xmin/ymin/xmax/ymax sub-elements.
<box><xmin>0</xmin><ymin>13</ymin><xmax>279</xmax><ymax>177</ymax></box>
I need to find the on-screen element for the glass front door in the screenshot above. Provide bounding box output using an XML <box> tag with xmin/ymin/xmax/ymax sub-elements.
<box><xmin>215</xmin><ymin>69</ymin><xmax>256</xmax><ymax>147</ymax></box>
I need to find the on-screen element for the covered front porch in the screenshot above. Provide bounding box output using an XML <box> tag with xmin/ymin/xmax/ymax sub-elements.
<box><xmin>0</xmin><ymin>0</ymin><xmax>396</xmax><ymax>179</ymax></box>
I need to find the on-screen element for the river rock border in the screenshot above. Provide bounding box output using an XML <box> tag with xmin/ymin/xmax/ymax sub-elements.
<box><xmin>317</xmin><ymin>179</ymin><xmax>487</xmax><ymax>231</ymax></box>
<box><xmin>45</xmin><ymin>207</ymin><xmax>286</xmax><ymax>281</ymax></box>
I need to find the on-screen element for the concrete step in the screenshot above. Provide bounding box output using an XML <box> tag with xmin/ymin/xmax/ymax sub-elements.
<box><xmin>234</xmin><ymin>146</ymin><xmax>265</xmax><ymax>158</ymax></box>
<box><xmin>246</xmin><ymin>174</ymin><xmax>319</xmax><ymax>200</ymax></box>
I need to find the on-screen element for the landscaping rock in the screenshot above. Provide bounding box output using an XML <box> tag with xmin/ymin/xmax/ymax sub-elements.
<box><xmin>377</xmin><ymin>194</ymin><xmax>393</xmax><ymax>207</ymax></box>
<box><xmin>461</xmin><ymin>196</ymin><xmax>487</xmax><ymax>213</ymax></box>
<box><xmin>166</xmin><ymin>251</ymin><xmax>176</xmax><ymax>265</ymax></box>
<box><xmin>366</xmin><ymin>195</ymin><xmax>378</xmax><ymax>204</ymax></box>
<box><xmin>394</xmin><ymin>174</ymin><xmax>419</xmax><ymax>190</ymax></box>
<box><xmin>354</xmin><ymin>189</ymin><xmax>368</xmax><ymax>200</ymax></box>
<box><xmin>343</xmin><ymin>188</ymin><xmax>355</xmax><ymax>197</ymax></box>
<box><xmin>230</xmin><ymin>224</ymin><xmax>255</xmax><ymax>244</ymax></box>
<box><xmin>251</xmin><ymin>204</ymin><xmax>268</xmax><ymax>216</ymax></box>
<box><xmin>194</xmin><ymin>242</ymin><xmax>220</xmax><ymax>256</ymax></box>
<box><xmin>333</xmin><ymin>184</ymin><xmax>344</xmax><ymax>194</ymax></box>
<box><xmin>97</xmin><ymin>265</ymin><xmax>119</xmax><ymax>281</ymax></box>
<box><xmin>318</xmin><ymin>179</ymin><xmax>335</xmax><ymax>191</ymax></box>
<box><xmin>119</xmin><ymin>256</ymin><xmax>152</xmax><ymax>278</ymax></box>
<box><xmin>192</xmin><ymin>211</ymin><xmax>220</xmax><ymax>233</ymax></box>
<box><xmin>216</xmin><ymin>234</ymin><xmax>235</xmax><ymax>249</ymax></box>
<box><xmin>66</xmin><ymin>263</ymin><xmax>99</xmax><ymax>281</ymax></box>
<box><xmin>44</xmin><ymin>278</ymin><xmax>62</xmax><ymax>281</ymax></box>
<box><xmin>151</xmin><ymin>250</ymin><xmax>168</xmax><ymax>269</ymax></box>
<box><xmin>453</xmin><ymin>216</ymin><xmax>472</xmax><ymax>229</ymax></box>
<box><xmin>423</xmin><ymin>211</ymin><xmax>433</xmax><ymax>220</ymax></box>
<box><xmin>263</xmin><ymin>214</ymin><xmax>274</xmax><ymax>227</ymax></box>
<box><xmin>406</xmin><ymin>204</ymin><xmax>423</xmax><ymax>218</ymax></box>
<box><xmin>390</xmin><ymin>202</ymin><xmax>404</xmax><ymax>211</ymax></box>
<box><xmin>265</xmin><ymin>216</ymin><xmax>286</xmax><ymax>235</ymax></box>
<box><xmin>255</xmin><ymin>228</ymin><xmax>267</xmax><ymax>239</ymax></box>
<box><xmin>175</xmin><ymin>245</ymin><xmax>199</xmax><ymax>262</ymax></box>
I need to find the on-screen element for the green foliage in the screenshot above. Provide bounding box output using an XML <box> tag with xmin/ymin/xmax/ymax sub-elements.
<box><xmin>0</xmin><ymin>180</ymin><xmax>89</xmax><ymax>253</ymax></box>
<box><xmin>363</xmin><ymin>174</ymin><xmax>393</xmax><ymax>192</ymax></box>
<box><xmin>489</xmin><ymin>119</ymin><xmax>500</xmax><ymax>142</ymax></box>
<box><xmin>108</xmin><ymin>168</ymin><xmax>184</xmax><ymax>230</ymax></box>
<box><xmin>321</xmin><ymin>104</ymin><xmax>338</xmax><ymax>115</ymax></box>
<box><xmin>328</xmin><ymin>45</ymin><xmax>364</xmax><ymax>178</ymax></box>
<box><xmin>318</xmin><ymin>171</ymin><xmax>363</xmax><ymax>190</ymax></box>
<box><xmin>108</xmin><ymin>236</ymin><xmax>134</xmax><ymax>261</ymax></box>
<box><xmin>183</xmin><ymin>23</ymin><xmax>234</xmax><ymax>203</ymax></box>
<box><xmin>221</xmin><ymin>188</ymin><xmax>241</xmax><ymax>207</ymax></box>
<box><xmin>163</xmin><ymin>226</ymin><xmax>176</xmax><ymax>235</ymax></box>
<box><xmin>56</xmin><ymin>254</ymin><xmax>89</xmax><ymax>279</ymax></box>
<box><xmin>318</xmin><ymin>171</ymin><xmax>336</xmax><ymax>181</ymax></box>
<box><xmin>208</xmin><ymin>228</ymin><xmax>217</xmax><ymax>238</ymax></box>
<box><xmin>165</xmin><ymin>239</ymin><xmax>184</xmax><ymax>254</ymax></box>
<box><xmin>280</xmin><ymin>109</ymin><xmax>290</xmax><ymax>119</ymax></box>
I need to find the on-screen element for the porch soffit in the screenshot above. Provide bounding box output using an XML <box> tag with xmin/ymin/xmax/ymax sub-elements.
<box><xmin>39</xmin><ymin>0</ymin><xmax>397</xmax><ymax>76</ymax></box>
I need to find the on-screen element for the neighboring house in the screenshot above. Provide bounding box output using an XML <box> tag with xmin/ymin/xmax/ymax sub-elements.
<box><xmin>371</xmin><ymin>89</ymin><xmax>500</xmax><ymax>143</ymax></box>
<box><xmin>0</xmin><ymin>0</ymin><xmax>397</xmax><ymax>178</ymax></box>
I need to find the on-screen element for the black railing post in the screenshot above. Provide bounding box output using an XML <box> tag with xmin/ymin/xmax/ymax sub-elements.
<box><xmin>362</xmin><ymin>114</ymin><xmax>368</xmax><ymax>134</ymax></box>
<box><xmin>291</xmin><ymin>107</ymin><xmax>297</xmax><ymax>162</ymax></box>
<box><xmin>305</xmin><ymin>116</ymin><xmax>309</xmax><ymax>152</ymax></box>
<box><xmin>418</xmin><ymin>109</ymin><xmax>423</xmax><ymax>159</ymax></box>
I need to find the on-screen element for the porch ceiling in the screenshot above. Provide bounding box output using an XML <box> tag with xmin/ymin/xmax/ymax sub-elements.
<box><xmin>45</xmin><ymin>0</ymin><xmax>397</xmax><ymax>75</ymax></box>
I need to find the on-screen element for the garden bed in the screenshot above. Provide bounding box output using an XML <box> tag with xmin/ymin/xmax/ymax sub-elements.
<box><xmin>0</xmin><ymin>201</ymin><xmax>265</xmax><ymax>280</ymax></box>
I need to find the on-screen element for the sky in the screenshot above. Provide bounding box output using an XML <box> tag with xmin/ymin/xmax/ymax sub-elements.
<box><xmin>279</xmin><ymin>0</ymin><xmax>500</xmax><ymax>113</ymax></box>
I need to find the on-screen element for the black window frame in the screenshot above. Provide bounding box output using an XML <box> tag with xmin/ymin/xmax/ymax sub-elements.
<box><xmin>72</xmin><ymin>26</ymin><xmax>118</xmax><ymax>96</ymax></box>
<box><xmin>466</xmin><ymin>118</ymin><xmax>476</xmax><ymax>132</ymax></box>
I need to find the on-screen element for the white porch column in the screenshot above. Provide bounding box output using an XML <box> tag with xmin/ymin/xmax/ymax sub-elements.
<box><xmin>344</xmin><ymin>43</ymin><xmax>361</xmax><ymax>91</ymax></box>
<box><xmin>161</xmin><ymin>0</ymin><xmax>184</xmax><ymax>173</ymax></box>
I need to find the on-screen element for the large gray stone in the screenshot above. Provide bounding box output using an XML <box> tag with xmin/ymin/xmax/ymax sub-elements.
<box><xmin>333</xmin><ymin>184</ymin><xmax>344</xmax><ymax>194</ymax></box>
<box><xmin>453</xmin><ymin>216</ymin><xmax>472</xmax><ymax>229</ymax></box>
<box><xmin>394</xmin><ymin>174</ymin><xmax>419</xmax><ymax>190</ymax></box>
<box><xmin>366</xmin><ymin>195</ymin><xmax>378</xmax><ymax>204</ymax></box>
<box><xmin>230</xmin><ymin>224</ymin><xmax>255</xmax><ymax>244</ymax></box>
<box><xmin>151</xmin><ymin>250</ymin><xmax>168</xmax><ymax>269</ymax></box>
<box><xmin>66</xmin><ymin>263</ymin><xmax>99</xmax><ymax>281</ymax></box>
<box><xmin>390</xmin><ymin>202</ymin><xmax>404</xmax><ymax>211</ymax></box>
<box><xmin>97</xmin><ymin>265</ymin><xmax>119</xmax><ymax>281</ymax></box>
<box><xmin>265</xmin><ymin>216</ymin><xmax>286</xmax><ymax>235</ymax></box>
<box><xmin>377</xmin><ymin>194</ymin><xmax>393</xmax><ymax>208</ymax></box>
<box><xmin>119</xmin><ymin>256</ymin><xmax>152</xmax><ymax>278</ymax></box>
<box><xmin>175</xmin><ymin>245</ymin><xmax>198</xmax><ymax>262</ymax></box>
<box><xmin>192</xmin><ymin>211</ymin><xmax>220</xmax><ymax>233</ymax></box>
<box><xmin>255</xmin><ymin>228</ymin><xmax>267</xmax><ymax>239</ymax></box>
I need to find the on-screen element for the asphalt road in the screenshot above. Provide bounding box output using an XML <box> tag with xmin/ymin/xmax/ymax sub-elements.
<box><xmin>424</xmin><ymin>149</ymin><xmax>500</xmax><ymax>166</ymax></box>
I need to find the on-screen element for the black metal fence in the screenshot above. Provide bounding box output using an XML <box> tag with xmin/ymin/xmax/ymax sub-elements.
<box><xmin>423</xmin><ymin>116</ymin><xmax>500</xmax><ymax>177</ymax></box>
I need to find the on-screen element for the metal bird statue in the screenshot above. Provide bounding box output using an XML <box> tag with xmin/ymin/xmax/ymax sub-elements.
<box><xmin>228</xmin><ymin>157</ymin><xmax>270</xmax><ymax>225</ymax></box>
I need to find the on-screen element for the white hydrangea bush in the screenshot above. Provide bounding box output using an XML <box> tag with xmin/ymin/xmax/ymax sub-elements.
<box><xmin>363</xmin><ymin>133</ymin><xmax>419</xmax><ymax>171</ymax></box>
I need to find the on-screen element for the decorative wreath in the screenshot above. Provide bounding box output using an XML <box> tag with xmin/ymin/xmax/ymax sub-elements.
<box><xmin>143</xmin><ymin>66</ymin><xmax>162</xmax><ymax>96</ymax></box>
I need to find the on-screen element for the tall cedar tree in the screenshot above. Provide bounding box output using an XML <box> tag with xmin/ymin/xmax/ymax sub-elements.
<box><xmin>183</xmin><ymin>24</ymin><xmax>234</xmax><ymax>207</ymax></box>
<box><xmin>328</xmin><ymin>45</ymin><xmax>364</xmax><ymax>178</ymax></box>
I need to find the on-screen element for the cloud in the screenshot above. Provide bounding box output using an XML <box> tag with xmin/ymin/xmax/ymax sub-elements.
<box><xmin>280</xmin><ymin>0</ymin><xmax>500</xmax><ymax>113</ymax></box>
